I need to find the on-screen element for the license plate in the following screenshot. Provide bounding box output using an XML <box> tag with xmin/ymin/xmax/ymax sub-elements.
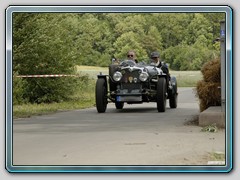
<box><xmin>116</xmin><ymin>96</ymin><xmax>121</xmax><ymax>102</ymax></box>
<box><xmin>116</xmin><ymin>96</ymin><xmax>142</xmax><ymax>102</ymax></box>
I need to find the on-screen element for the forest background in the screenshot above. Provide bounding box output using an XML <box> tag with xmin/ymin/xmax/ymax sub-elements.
<box><xmin>12</xmin><ymin>13</ymin><xmax>224</xmax><ymax>111</ymax></box>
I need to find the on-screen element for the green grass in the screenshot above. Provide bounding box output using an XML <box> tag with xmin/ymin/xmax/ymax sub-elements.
<box><xmin>13</xmin><ymin>78</ymin><xmax>95</xmax><ymax>119</ymax></box>
<box><xmin>13</xmin><ymin>66</ymin><xmax>202</xmax><ymax>119</ymax></box>
<box><xmin>77</xmin><ymin>65</ymin><xmax>108</xmax><ymax>79</ymax></box>
<box><xmin>208</xmin><ymin>152</ymin><xmax>225</xmax><ymax>161</ymax></box>
<box><xmin>77</xmin><ymin>66</ymin><xmax>202</xmax><ymax>87</ymax></box>
<box><xmin>170</xmin><ymin>70</ymin><xmax>202</xmax><ymax>87</ymax></box>
<box><xmin>13</xmin><ymin>100</ymin><xmax>94</xmax><ymax>119</ymax></box>
<box><xmin>201</xmin><ymin>123</ymin><xmax>218</xmax><ymax>132</ymax></box>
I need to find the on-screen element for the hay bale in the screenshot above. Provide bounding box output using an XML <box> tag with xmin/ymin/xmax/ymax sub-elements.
<box><xmin>196</xmin><ymin>81</ymin><xmax>221</xmax><ymax>112</ymax></box>
<box><xmin>196</xmin><ymin>59</ymin><xmax>221</xmax><ymax>112</ymax></box>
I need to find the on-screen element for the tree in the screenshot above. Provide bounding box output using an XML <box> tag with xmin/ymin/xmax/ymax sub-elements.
<box><xmin>114</xmin><ymin>14</ymin><xmax>147</xmax><ymax>37</ymax></box>
<box><xmin>142</xmin><ymin>26</ymin><xmax>163</xmax><ymax>55</ymax></box>
<box><xmin>185</xmin><ymin>13</ymin><xmax>213</xmax><ymax>47</ymax></box>
<box><xmin>153</xmin><ymin>13</ymin><xmax>192</xmax><ymax>49</ymax></box>
<box><xmin>203</xmin><ymin>13</ymin><xmax>225</xmax><ymax>38</ymax></box>
<box><xmin>13</xmin><ymin>13</ymin><xmax>80</xmax><ymax>103</ymax></box>
<box><xmin>113</xmin><ymin>32</ymin><xmax>148</xmax><ymax>61</ymax></box>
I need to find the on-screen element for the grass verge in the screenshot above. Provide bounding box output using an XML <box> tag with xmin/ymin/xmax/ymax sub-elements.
<box><xmin>13</xmin><ymin>99</ymin><xmax>95</xmax><ymax>119</ymax></box>
<box><xmin>13</xmin><ymin>78</ymin><xmax>95</xmax><ymax>119</ymax></box>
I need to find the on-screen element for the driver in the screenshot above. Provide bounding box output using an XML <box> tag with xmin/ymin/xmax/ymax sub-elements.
<box><xmin>127</xmin><ymin>50</ymin><xmax>138</xmax><ymax>63</ymax></box>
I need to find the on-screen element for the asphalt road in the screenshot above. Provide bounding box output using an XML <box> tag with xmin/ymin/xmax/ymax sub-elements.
<box><xmin>13</xmin><ymin>87</ymin><xmax>225</xmax><ymax>165</ymax></box>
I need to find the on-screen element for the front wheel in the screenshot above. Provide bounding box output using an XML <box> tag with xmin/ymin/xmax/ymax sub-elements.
<box><xmin>95</xmin><ymin>78</ymin><xmax>108</xmax><ymax>113</ymax></box>
<box><xmin>156</xmin><ymin>77</ymin><xmax>167</xmax><ymax>112</ymax></box>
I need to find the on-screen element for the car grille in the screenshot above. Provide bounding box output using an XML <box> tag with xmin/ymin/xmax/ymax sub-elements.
<box><xmin>121</xmin><ymin>70</ymin><xmax>140</xmax><ymax>83</ymax></box>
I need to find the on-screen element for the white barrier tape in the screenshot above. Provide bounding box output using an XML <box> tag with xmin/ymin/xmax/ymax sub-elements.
<box><xmin>16</xmin><ymin>74</ymin><xmax>79</xmax><ymax>78</ymax></box>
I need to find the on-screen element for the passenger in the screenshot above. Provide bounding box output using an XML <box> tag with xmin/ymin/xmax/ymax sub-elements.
<box><xmin>150</xmin><ymin>51</ymin><xmax>171</xmax><ymax>86</ymax></box>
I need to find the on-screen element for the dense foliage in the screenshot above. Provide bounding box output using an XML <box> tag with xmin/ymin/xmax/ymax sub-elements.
<box><xmin>13</xmin><ymin>12</ymin><xmax>224</xmax><ymax>104</ymax></box>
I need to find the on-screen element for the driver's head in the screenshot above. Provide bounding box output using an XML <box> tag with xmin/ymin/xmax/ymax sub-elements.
<box><xmin>127</xmin><ymin>50</ymin><xmax>137</xmax><ymax>61</ymax></box>
<box><xmin>150</xmin><ymin>51</ymin><xmax>160</xmax><ymax>66</ymax></box>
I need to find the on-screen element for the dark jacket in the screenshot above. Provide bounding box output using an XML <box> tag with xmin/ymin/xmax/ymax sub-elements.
<box><xmin>158</xmin><ymin>62</ymin><xmax>169</xmax><ymax>76</ymax></box>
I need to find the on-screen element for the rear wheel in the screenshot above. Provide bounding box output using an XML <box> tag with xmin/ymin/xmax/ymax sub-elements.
<box><xmin>115</xmin><ymin>102</ymin><xmax>124</xmax><ymax>109</ymax></box>
<box><xmin>169</xmin><ymin>94</ymin><xmax>178</xmax><ymax>108</ymax></box>
<box><xmin>95</xmin><ymin>78</ymin><xmax>107</xmax><ymax>113</ymax></box>
<box><xmin>169</xmin><ymin>77</ymin><xmax>178</xmax><ymax>108</ymax></box>
<box><xmin>156</xmin><ymin>77</ymin><xmax>167</xmax><ymax>112</ymax></box>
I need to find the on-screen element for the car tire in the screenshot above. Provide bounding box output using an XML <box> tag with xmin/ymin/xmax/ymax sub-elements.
<box><xmin>96</xmin><ymin>78</ymin><xmax>107</xmax><ymax>113</ymax></box>
<box><xmin>169</xmin><ymin>76</ymin><xmax>178</xmax><ymax>108</ymax></box>
<box><xmin>157</xmin><ymin>77</ymin><xmax>167</xmax><ymax>112</ymax></box>
<box><xmin>115</xmin><ymin>102</ymin><xmax>124</xmax><ymax>109</ymax></box>
<box><xmin>169</xmin><ymin>93</ymin><xmax>178</xmax><ymax>108</ymax></box>
<box><xmin>109</xmin><ymin>65</ymin><xmax>118</xmax><ymax>92</ymax></box>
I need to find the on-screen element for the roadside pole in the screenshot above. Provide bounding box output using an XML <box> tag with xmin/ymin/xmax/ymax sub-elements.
<box><xmin>220</xmin><ymin>21</ymin><xmax>225</xmax><ymax>113</ymax></box>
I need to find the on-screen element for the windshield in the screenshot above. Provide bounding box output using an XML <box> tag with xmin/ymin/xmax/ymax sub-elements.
<box><xmin>120</xmin><ymin>60</ymin><xmax>137</xmax><ymax>67</ymax></box>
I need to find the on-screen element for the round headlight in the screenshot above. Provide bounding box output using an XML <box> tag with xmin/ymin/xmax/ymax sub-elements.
<box><xmin>139</xmin><ymin>72</ymin><xmax>149</xmax><ymax>82</ymax></box>
<box><xmin>113</xmin><ymin>71</ymin><xmax>122</xmax><ymax>81</ymax></box>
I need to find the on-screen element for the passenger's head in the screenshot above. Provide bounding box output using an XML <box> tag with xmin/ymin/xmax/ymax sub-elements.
<box><xmin>127</xmin><ymin>50</ymin><xmax>137</xmax><ymax>61</ymax></box>
<box><xmin>150</xmin><ymin>51</ymin><xmax>160</xmax><ymax>66</ymax></box>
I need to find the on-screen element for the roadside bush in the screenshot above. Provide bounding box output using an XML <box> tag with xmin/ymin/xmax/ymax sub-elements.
<box><xmin>23</xmin><ymin>74</ymin><xmax>91</xmax><ymax>104</ymax></box>
<box><xmin>13</xmin><ymin>72</ymin><xmax>28</xmax><ymax>105</ymax></box>
<box><xmin>67</xmin><ymin>74</ymin><xmax>94</xmax><ymax>102</ymax></box>
<box><xmin>23</xmin><ymin>77</ymin><xmax>72</xmax><ymax>103</ymax></box>
<box><xmin>196</xmin><ymin>59</ymin><xmax>221</xmax><ymax>112</ymax></box>
<box><xmin>201</xmin><ymin>58</ymin><xmax>221</xmax><ymax>82</ymax></box>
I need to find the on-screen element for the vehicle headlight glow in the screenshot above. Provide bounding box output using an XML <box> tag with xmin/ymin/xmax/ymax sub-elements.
<box><xmin>139</xmin><ymin>72</ymin><xmax>149</xmax><ymax>82</ymax></box>
<box><xmin>113</xmin><ymin>71</ymin><xmax>122</xmax><ymax>81</ymax></box>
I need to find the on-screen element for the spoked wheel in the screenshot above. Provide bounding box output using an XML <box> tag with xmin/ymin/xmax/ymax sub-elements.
<box><xmin>95</xmin><ymin>78</ymin><xmax>108</xmax><ymax>113</ymax></box>
<box><xmin>115</xmin><ymin>102</ymin><xmax>124</xmax><ymax>109</ymax></box>
<box><xmin>156</xmin><ymin>77</ymin><xmax>167</xmax><ymax>112</ymax></box>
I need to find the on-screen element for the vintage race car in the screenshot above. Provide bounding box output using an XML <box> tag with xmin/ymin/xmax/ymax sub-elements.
<box><xmin>95</xmin><ymin>59</ymin><xmax>178</xmax><ymax>113</ymax></box>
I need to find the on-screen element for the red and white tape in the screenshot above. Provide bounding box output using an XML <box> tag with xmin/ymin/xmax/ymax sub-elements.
<box><xmin>16</xmin><ymin>74</ymin><xmax>79</xmax><ymax>78</ymax></box>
